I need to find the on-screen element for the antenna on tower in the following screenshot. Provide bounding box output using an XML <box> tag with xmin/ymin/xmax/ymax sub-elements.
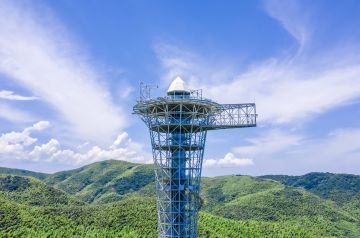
<box><xmin>139</xmin><ymin>81</ymin><xmax>158</xmax><ymax>101</ymax></box>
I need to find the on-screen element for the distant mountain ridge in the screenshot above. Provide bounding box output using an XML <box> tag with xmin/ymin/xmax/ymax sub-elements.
<box><xmin>0</xmin><ymin>160</ymin><xmax>359</xmax><ymax>237</ymax></box>
<box><xmin>1</xmin><ymin>160</ymin><xmax>359</xmax><ymax>205</ymax></box>
<box><xmin>0</xmin><ymin>167</ymin><xmax>48</xmax><ymax>180</ymax></box>
<box><xmin>260</xmin><ymin>172</ymin><xmax>360</xmax><ymax>204</ymax></box>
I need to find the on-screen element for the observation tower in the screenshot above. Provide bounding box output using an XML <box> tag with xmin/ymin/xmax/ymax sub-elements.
<box><xmin>133</xmin><ymin>77</ymin><xmax>256</xmax><ymax>238</ymax></box>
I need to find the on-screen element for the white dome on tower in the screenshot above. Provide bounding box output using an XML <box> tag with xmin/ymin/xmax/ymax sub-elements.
<box><xmin>167</xmin><ymin>76</ymin><xmax>189</xmax><ymax>93</ymax></box>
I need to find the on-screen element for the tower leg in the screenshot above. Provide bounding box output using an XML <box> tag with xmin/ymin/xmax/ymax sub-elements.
<box><xmin>151</xmin><ymin>129</ymin><xmax>206</xmax><ymax>237</ymax></box>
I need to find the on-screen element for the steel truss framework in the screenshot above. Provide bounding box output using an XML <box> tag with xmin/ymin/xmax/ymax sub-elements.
<box><xmin>133</xmin><ymin>90</ymin><xmax>256</xmax><ymax>238</ymax></box>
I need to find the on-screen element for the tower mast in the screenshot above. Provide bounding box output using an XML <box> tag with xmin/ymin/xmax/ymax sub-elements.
<box><xmin>133</xmin><ymin>77</ymin><xmax>257</xmax><ymax>238</ymax></box>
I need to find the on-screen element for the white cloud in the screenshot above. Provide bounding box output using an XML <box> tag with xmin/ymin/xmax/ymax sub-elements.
<box><xmin>0</xmin><ymin>121</ymin><xmax>149</xmax><ymax>167</ymax></box>
<box><xmin>233</xmin><ymin>129</ymin><xmax>302</xmax><ymax>157</ymax></box>
<box><xmin>110</xmin><ymin>132</ymin><xmax>129</xmax><ymax>149</ymax></box>
<box><xmin>30</xmin><ymin>121</ymin><xmax>50</xmax><ymax>131</ymax></box>
<box><xmin>29</xmin><ymin>134</ymin><xmax>147</xmax><ymax>165</ymax></box>
<box><xmin>0</xmin><ymin>121</ymin><xmax>50</xmax><ymax>154</ymax></box>
<box><xmin>204</xmin><ymin>152</ymin><xmax>254</xmax><ymax>168</ymax></box>
<box><xmin>0</xmin><ymin>1</ymin><xmax>126</xmax><ymax>142</ymax></box>
<box><xmin>30</xmin><ymin>138</ymin><xmax>60</xmax><ymax>161</ymax></box>
<box><xmin>0</xmin><ymin>90</ymin><xmax>38</xmax><ymax>101</ymax></box>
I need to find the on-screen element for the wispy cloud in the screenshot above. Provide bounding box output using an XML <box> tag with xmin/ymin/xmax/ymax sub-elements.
<box><xmin>0</xmin><ymin>90</ymin><xmax>38</xmax><ymax>101</ymax></box>
<box><xmin>0</xmin><ymin>0</ymin><xmax>126</xmax><ymax>142</ymax></box>
<box><xmin>0</xmin><ymin>102</ymin><xmax>36</xmax><ymax>123</ymax></box>
<box><xmin>29</xmin><ymin>132</ymin><xmax>147</xmax><ymax>165</ymax></box>
<box><xmin>154</xmin><ymin>0</ymin><xmax>360</xmax><ymax>175</ymax></box>
<box><xmin>263</xmin><ymin>0</ymin><xmax>311</xmax><ymax>50</ymax></box>
<box><xmin>223</xmin><ymin>126</ymin><xmax>360</xmax><ymax>175</ymax></box>
<box><xmin>155</xmin><ymin>1</ymin><xmax>360</xmax><ymax>126</ymax></box>
<box><xmin>233</xmin><ymin>130</ymin><xmax>302</xmax><ymax>157</ymax></box>
<box><xmin>154</xmin><ymin>43</ymin><xmax>237</xmax><ymax>87</ymax></box>
<box><xmin>300</xmin><ymin>128</ymin><xmax>360</xmax><ymax>160</ymax></box>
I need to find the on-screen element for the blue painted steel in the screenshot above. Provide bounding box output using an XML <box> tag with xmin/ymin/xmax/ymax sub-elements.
<box><xmin>133</xmin><ymin>88</ymin><xmax>256</xmax><ymax>238</ymax></box>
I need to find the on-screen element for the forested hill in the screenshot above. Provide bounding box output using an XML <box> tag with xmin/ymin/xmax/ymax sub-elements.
<box><xmin>0</xmin><ymin>167</ymin><xmax>48</xmax><ymax>180</ymax></box>
<box><xmin>0</xmin><ymin>160</ymin><xmax>359</xmax><ymax>237</ymax></box>
<box><xmin>260</xmin><ymin>173</ymin><xmax>360</xmax><ymax>204</ymax></box>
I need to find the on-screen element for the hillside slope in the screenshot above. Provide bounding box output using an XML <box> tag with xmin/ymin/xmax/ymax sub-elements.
<box><xmin>44</xmin><ymin>160</ymin><xmax>154</xmax><ymax>203</ymax></box>
<box><xmin>260</xmin><ymin>172</ymin><xmax>360</xmax><ymax>204</ymax></box>
<box><xmin>261</xmin><ymin>172</ymin><xmax>360</xmax><ymax>218</ymax></box>
<box><xmin>200</xmin><ymin>175</ymin><xmax>360</xmax><ymax>237</ymax></box>
<box><xmin>201</xmin><ymin>175</ymin><xmax>283</xmax><ymax>212</ymax></box>
<box><xmin>0</xmin><ymin>175</ymin><xmax>84</xmax><ymax>206</ymax></box>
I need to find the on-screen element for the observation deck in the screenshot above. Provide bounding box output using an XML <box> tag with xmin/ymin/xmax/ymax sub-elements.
<box><xmin>133</xmin><ymin>77</ymin><xmax>257</xmax><ymax>238</ymax></box>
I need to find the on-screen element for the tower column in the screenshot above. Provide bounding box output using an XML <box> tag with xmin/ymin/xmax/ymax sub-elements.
<box><xmin>133</xmin><ymin>77</ymin><xmax>256</xmax><ymax>238</ymax></box>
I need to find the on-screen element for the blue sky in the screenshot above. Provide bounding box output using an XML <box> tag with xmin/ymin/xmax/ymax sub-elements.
<box><xmin>0</xmin><ymin>0</ymin><xmax>360</xmax><ymax>176</ymax></box>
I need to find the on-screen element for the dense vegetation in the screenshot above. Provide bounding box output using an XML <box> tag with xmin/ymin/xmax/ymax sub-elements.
<box><xmin>1</xmin><ymin>194</ymin><xmax>326</xmax><ymax>238</ymax></box>
<box><xmin>261</xmin><ymin>173</ymin><xmax>360</xmax><ymax>217</ymax></box>
<box><xmin>45</xmin><ymin>160</ymin><xmax>155</xmax><ymax>203</ymax></box>
<box><xmin>0</xmin><ymin>175</ymin><xmax>84</xmax><ymax>206</ymax></box>
<box><xmin>261</xmin><ymin>173</ymin><xmax>360</xmax><ymax>203</ymax></box>
<box><xmin>0</xmin><ymin>160</ymin><xmax>359</xmax><ymax>237</ymax></box>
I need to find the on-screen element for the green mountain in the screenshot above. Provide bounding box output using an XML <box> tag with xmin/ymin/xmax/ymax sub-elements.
<box><xmin>0</xmin><ymin>167</ymin><xmax>47</xmax><ymax>180</ymax></box>
<box><xmin>200</xmin><ymin>175</ymin><xmax>359</xmax><ymax>237</ymax></box>
<box><xmin>0</xmin><ymin>160</ymin><xmax>359</xmax><ymax>237</ymax></box>
<box><xmin>261</xmin><ymin>173</ymin><xmax>360</xmax><ymax>218</ymax></box>
<box><xmin>45</xmin><ymin>160</ymin><xmax>154</xmax><ymax>203</ymax></box>
<box><xmin>0</xmin><ymin>175</ymin><xmax>84</xmax><ymax>206</ymax></box>
<box><xmin>260</xmin><ymin>173</ymin><xmax>360</xmax><ymax>204</ymax></box>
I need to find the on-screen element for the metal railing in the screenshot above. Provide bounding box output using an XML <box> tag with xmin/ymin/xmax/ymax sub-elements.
<box><xmin>207</xmin><ymin>103</ymin><xmax>257</xmax><ymax>130</ymax></box>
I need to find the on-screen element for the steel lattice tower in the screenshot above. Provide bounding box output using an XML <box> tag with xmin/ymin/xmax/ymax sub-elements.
<box><xmin>133</xmin><ymin>77</ymin><xmax>256</xmax><ymax>238</ymax></box>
